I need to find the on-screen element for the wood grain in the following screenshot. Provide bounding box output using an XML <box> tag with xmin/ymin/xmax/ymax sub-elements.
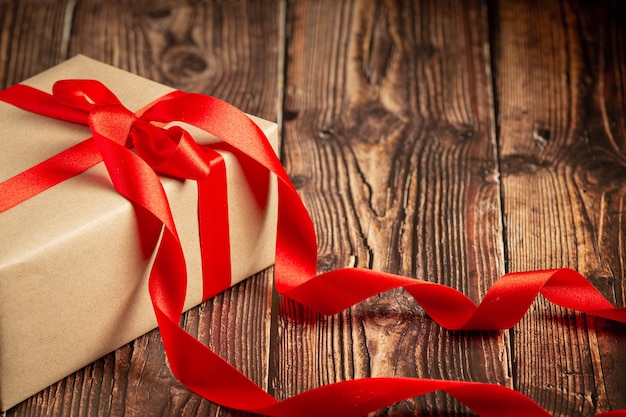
<box><xmin>66</xmin><ymin>0</ymin><xmax>280</xmax><ymax>120</ymax></box>
<box><xmin>492</xmin><ymin>0</ymin><xmax>626</xmax><ymax>415</ymax></box>
<box><xmin>3</xmin><ymin>0</ymin><xmax>626</xmax><ymax>416</ymax></box>
<box><xmin>0</xmin><ymin>0</ymin><xmax>71</xmax><ymax>88</ymax></box>
<box><xmin>280</xmin><ymin>0</ymin><xmax>508</xmax><ymax>415</ymax></box>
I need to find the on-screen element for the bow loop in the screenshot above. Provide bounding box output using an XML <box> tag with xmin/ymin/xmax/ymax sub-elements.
<box><xmin>52</xmin><ymin>79</ymin><xmax>123</xmax><ymax>112</ymax></box>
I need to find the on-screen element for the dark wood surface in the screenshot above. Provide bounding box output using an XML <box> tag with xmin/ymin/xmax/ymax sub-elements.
<box><xmin>2</xmin><ymin>1</ymin><xmax>625</xmax><ymax>416</ymax></box>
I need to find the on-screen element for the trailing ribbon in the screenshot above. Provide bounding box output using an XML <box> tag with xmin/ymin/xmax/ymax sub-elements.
<box><xmin>1</xmin><ymin>79</ymin><xmax>625</xmax><ymax>417</ymax></box>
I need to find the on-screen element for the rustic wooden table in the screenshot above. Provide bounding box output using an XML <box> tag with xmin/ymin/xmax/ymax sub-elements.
<box><xmin>2</xmin><ymin>0</ymin><xmax>625</xmax><ymax>416</ymax></box>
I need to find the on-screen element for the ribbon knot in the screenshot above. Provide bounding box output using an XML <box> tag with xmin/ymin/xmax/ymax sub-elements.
<box><xmin>49</xmin><ymin>79</ymin><xmax>212</xmax><ymax>182</ymax></box>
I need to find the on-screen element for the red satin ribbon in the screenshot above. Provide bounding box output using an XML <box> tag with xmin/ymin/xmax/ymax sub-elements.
<box><xmin>0</xmin><ymin>81</ymin><xmax>233</xmax><ymax>298</ymax></box>
<box><xmin>1</xmin><ymin>80</ymin><xmax>625</xmax><ymax>417</ymax></box>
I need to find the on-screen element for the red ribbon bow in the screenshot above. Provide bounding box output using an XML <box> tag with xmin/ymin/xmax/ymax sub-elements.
<box><xmin>1</xmin><ymin>79</ymin><xmax>625</xmax><ymax>416</ymax></box>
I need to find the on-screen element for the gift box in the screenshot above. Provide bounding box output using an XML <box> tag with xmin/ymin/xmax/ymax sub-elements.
<box><xmin>0</xmin><ymin>55</ymin><xmax>278</xmax><ymax>411</ymax></box>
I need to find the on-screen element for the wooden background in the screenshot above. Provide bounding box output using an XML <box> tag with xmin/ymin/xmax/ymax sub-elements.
<box><xmin>2</xmin><ymin>0</ymin><xmax>626</xmax><ymax>416</ymax></box>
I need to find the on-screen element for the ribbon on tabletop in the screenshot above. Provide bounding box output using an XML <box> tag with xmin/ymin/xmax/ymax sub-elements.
<box><xmin>1</xmin><ymin>80</ymin><xmax>626</xmax><ymax>417</ymax></box>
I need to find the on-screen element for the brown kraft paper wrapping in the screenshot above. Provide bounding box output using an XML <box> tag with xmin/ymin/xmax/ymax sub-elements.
<box><xmin>0</xmin><ymin>55</ymin><xmax>278</xmax><ymax>411</ymax></box>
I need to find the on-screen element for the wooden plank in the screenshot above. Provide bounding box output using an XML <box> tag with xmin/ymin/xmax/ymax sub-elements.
<box><xmin>0</xmin><ymin>1</ymin><xmax>14</xmax><ymax>87</ymax></box>
<box><xmin>493</xmin><ymin>0</ymin><xmax>626</xmax><ymax>415</ymax></box>
<box><xmin>5</xmin><ymin>1</ymin><xmax>281</xmax><ymax>416</ymax></box>
<box><xmin>279</xmin><ymin>0</ymin><xmax>508</xmax><ymax>414</ymax></box>
<box><xmin>0</xmin><ymin>0</ymin><xmax>70</xmax><ymax>89</ymax></box>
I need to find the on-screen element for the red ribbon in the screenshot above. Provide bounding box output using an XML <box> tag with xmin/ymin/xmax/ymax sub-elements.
<box><xmin>1</xmin><ymin>80</ymin><xmax>625</xmax><ymax>416</ymax></box>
